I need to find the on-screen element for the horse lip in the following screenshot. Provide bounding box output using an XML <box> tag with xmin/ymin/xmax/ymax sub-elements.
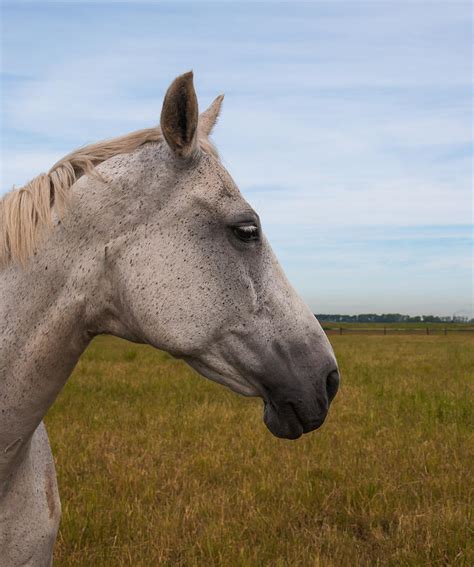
<box><xmin>286</xmin><ymin>402</ymin><xmax>327</xmax><ymax>433</ymax></box>
<box><xmin>263</xmin><ymin>400</ymin><xmax>304</xmax><ymax>439</ymax></box>
<box><xmin>299</xmin><ymin>413</ymin><xmax>326</xmax><ymax>432</ymax></box>
<box><xmin>263</xmin><ymin>398</ymin><xmax>327</xmax><ymax>439</ymax></box>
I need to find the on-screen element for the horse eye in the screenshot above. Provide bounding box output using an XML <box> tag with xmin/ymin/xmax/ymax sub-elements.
<box><xmin>232</xmin><ymin>224</ymin><xmax>260</xmax><ymax>243</ymax></box>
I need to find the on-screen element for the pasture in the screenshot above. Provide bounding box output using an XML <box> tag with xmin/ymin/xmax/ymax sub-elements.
<box><xmin>46</xmin><ymin>334</ymin><xmax>473</xmax><ymax>566</ymax></box>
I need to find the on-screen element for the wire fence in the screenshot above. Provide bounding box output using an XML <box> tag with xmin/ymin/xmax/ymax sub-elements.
<box><xmin>324</xmin><ymin>327</ymin><xmax>474</xmax><ymax>336</ymax></box>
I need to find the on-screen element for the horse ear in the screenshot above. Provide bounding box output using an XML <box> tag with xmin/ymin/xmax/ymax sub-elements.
<box><xmin>160</xmin><ymin>71</ymin><xmax>199</xmax><ymax>158</ymax></box>
<box><xmin>199</xmin><ymin>94</ymin><xmax>224</xmax><ymax>137</ymax></box>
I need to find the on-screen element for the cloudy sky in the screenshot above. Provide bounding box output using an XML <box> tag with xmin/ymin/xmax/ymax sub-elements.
<box><xmin>1</xmin><ymin>1</ymin><xmax>472</xmax><ymax>316</ymax></box>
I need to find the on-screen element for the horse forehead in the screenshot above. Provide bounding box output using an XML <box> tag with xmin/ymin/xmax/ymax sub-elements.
<box><xmin>190</xmin><ymin>155</ymin><xmax>244</xmax><ymax>204</ymax></box>
<box><xmin>192</xmin><ymin>183</ymin><xmax>248</xmax><ymax>221</ymax></box>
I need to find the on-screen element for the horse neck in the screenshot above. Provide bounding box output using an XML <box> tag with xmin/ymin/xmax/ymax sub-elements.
<box><xmin>0</xmin><ymin>208</ymin><xmax>106</xmax><ymax>477</ymax></box>
<box><xmin>0</xmin><ymin>151</ymin><xmax>155</xmax><ymax>473</ymax></box>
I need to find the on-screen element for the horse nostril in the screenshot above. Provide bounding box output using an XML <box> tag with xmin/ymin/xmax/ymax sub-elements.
<box><xmin>326</xmin><ymin>369</ymin><xmax>340</xmax><ymax>403</ymax></box>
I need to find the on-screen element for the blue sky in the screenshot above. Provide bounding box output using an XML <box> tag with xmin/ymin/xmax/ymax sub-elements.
<box><xmin>1</xmin><ymin>1</ymin><xmax>472</xmax><ymax>316</ymax></box>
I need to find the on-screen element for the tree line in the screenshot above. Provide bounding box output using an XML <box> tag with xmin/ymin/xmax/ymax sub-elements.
<box><xmin>315</xmin><ymin>313</ymin><xmax>473</xmax><ymax>323</ymax></box>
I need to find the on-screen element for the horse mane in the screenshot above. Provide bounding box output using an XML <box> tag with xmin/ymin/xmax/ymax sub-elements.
<box><xmin>0</xmin><ymin>126</ymin><xmax>218</xmax><ymax>268</ymax></box>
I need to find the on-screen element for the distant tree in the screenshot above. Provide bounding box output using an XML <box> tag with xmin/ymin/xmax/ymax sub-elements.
<box><xmin>357</xmin><ymin>314</ymin><xmax>378</xmax><ymax>323</ymax></box>
<box><xmin>314</xmin><ymin>313</ymin><xmax>467</xmax><ymax>324</ymax></box>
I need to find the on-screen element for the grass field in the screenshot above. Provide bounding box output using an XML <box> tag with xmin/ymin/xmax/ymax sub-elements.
<box><xmin>46</xmin><ymin>334</ymin><xmax>473</xmax><ymax>566</ymax></box>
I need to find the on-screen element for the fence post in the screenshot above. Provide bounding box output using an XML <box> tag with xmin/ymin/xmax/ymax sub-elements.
<box><xmin>426</xmin><ymin>327</ymin><xmax>429</xmax><ymax>335</ymax></box>
<box><xmin>339</xmin><ymin>327</ymin><xmax>343</xmax><ymax>336</ymax></box>
<box><xmin>444</xmin><ymin>328</ymin><xmax>447</xmax><ymax>335</ymax></box>
<box><xmin>384</xmin><ymin>327</ymin><xmax>386</xmax><ymax>335</ymax></box>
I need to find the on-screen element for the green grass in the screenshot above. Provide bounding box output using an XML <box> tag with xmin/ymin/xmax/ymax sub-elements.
<box><xmin>46</xmin><ymin>335</ymin><xmax>473</xmax><ymax>566</ymax></box>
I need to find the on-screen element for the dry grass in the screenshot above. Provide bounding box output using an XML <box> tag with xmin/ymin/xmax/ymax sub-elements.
<box><xmin>46</xmin><ymin>334</ymin><xmax>473</xmax><ymax>566</ymax></box>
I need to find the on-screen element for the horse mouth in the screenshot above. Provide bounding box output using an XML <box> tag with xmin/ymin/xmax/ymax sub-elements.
<box><xmin>185</xmin><ymin>357</ymin><xmax>329</xmax><ymax>440</ymax></box>
<box><xmin>263</xmin><ymin>400</ymin><xmax>326</xmax><ymax>440</ymax></box>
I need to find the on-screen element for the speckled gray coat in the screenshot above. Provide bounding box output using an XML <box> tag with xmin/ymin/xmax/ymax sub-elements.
<box><xmin>0</xmin><ymin>73</ymin><xmax>339</xmax><ymax>566</ymax></box>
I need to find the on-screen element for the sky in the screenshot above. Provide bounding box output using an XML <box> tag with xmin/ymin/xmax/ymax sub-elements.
<box><xmin>1</xmin><ymin>1</ymin><xmax>472</xmax><ymax>316</ymax></box>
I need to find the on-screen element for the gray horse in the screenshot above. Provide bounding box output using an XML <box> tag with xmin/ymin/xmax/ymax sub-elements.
<box><xmin>0</xmin><ymin>72</ymin><xmax>339</xmax><ymax>566</ymax></box>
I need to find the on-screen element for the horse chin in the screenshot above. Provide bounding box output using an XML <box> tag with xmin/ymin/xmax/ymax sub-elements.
<box><xmin>184</xmin><ymin>357</ymin><xmax>260</xmax><ymax>397</ymax></box>
<box><xmin>263</xmin><ymin>401</ymin><xmax>304</xmax><ymax>440</ymax></box>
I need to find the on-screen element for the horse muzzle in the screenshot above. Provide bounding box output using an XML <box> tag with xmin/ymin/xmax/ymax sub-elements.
<box><xmin>262</xmin><ymin>369</ymin><xmax>340</xmax><ymax>440</ymax></box>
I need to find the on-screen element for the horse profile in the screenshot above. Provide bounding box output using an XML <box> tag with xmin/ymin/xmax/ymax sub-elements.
<box><xmin>0</xmin><ymin>72</ymin><xmax>339</xmax><ymax>566</ymax></box>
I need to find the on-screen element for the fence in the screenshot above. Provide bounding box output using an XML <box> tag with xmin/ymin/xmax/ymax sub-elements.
<box><xmin>324</xmin><ymin>327</ymin><xmax>474</xmax><ymax>336</ymax></box>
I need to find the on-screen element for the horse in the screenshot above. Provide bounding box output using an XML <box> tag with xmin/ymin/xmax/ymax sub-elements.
<box><xmin>0</xmin><ymin>72</ymin><xmax>340</xmax><ymax>566</ymax></box>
